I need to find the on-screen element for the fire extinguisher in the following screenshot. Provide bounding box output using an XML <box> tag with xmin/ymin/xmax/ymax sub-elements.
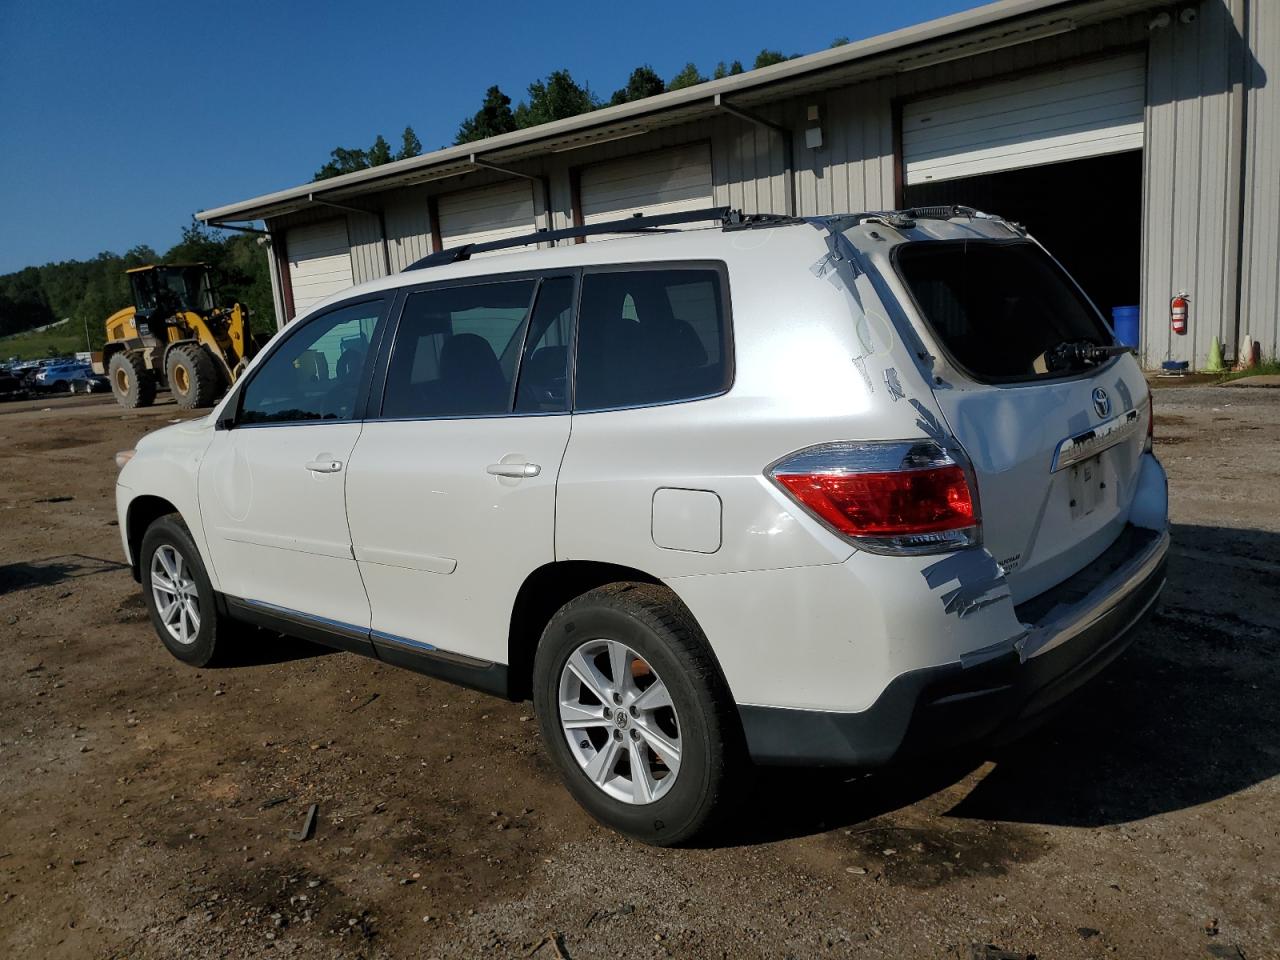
<box><xmin>1171</xmin><ymin>293</ymin><xmax>1189</xmax><ymax>336</ymax></box>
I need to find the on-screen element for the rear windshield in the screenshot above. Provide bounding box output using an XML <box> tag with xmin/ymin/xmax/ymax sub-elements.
<box><xmin>893</xmin><ymin>240</ymin><xmax>1113</xmax><ymax>382</ymax></box>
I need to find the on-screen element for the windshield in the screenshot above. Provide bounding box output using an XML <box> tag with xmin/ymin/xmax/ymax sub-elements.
<box><xmin>893</xmin><ymin>240</ymin><xmax>1114</xmax><ymax>382</ymax></box>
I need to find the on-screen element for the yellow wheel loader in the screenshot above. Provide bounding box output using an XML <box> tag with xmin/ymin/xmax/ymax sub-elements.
<box><xmin>93</xmin><ymin>264</ymin><xmax>260</xmax><ymax>410</ymax></box>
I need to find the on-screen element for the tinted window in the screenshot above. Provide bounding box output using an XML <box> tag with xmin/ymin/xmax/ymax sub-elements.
<box><xmin>575</xmin><ymin>268</ymin><xmax>729</xmax><ymax>411</ymax></box>
<box><xmin>239</xmin><ymin>300</ymin><xmax>383</xmax><ymax>424</ymax></box>
<box><xmin>515</xmin><ymin>276</ymin><xmax>575</xmax><ymax>413</ymax></box>
<box><xmin>894</xmin><ymin>240</ymin><xmax>1113</xmax><ymax>381</ymax></box>
<box><xmin>381</xmin><ymin>280</ymin><xmax>535</xmax><ymax>418</ymax></box>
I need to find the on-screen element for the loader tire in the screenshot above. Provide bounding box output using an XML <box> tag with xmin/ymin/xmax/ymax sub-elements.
<box><xmin>108</xmin><ymin>351</ymin><xmax>156</xmax><ymax>409</ymax></box>
<box><xmin>166</xmin><ymin>344</ymin><xmax>222</xmax><ymax>410</ymax></box>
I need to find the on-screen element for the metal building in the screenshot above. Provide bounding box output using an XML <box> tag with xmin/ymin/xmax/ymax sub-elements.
<box><xmin>198</xmin><ymin>0</ymin><xmax>1278</xmax><ymax>370</ymax></box>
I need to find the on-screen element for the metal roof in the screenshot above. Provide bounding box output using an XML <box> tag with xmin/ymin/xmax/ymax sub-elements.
<box><xmin>197</xmin><ymin>0</ymin><xmax>1160</xmax><ymax>225</ymax></box>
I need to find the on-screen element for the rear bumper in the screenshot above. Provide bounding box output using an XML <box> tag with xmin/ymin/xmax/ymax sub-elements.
<box><xmin>741</xmin><ymin>523</ymin><xmax>1168</xmax><ymax>766</ymax></box>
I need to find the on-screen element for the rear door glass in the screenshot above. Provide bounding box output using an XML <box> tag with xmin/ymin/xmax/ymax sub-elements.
<box><xmin>893</xmin><ymin>240</ymin><xmax>1113</xmax><ymax>382</ymax></box>
<box><xmin>380</xmin><ymin>280</ymin><xmax>536</xmax><ymax>419</ymax></box>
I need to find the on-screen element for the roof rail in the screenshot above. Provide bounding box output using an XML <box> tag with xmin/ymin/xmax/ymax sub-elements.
<box><xmin>404</xmin><ymin>206</ymin><xmax>733</xmax><ymax>270</ymax></box>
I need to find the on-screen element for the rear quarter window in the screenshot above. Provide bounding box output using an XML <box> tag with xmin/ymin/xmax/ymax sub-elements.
<box><xmin>893</xmin><ymin>240</ymin><xmax>1113</xmax><ymax>382</ymax></box>
<box><xmin>574</xmin><ymin>266</ymin><xmax>730</xmax><ymax>411</ymax></box>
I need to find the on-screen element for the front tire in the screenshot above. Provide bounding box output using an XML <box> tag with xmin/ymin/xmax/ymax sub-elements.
<box><xmin>166</xmin><ymin>344</ymin><xmax>222</xmax><ymax>409</ymax></box>
<box><xmin>533</xmin><ymin>583</ymin><xmax>741</xmax><ymax>846</ymax></box>
<box><xmin>108</xmin><ymin>352</ymin><xmax>156</xmax><ymax>408</ymax></box>
<box><xmin>139</xmin><ymin>514</ymin><xmax>232</xmax><ymax>667</ymax></box>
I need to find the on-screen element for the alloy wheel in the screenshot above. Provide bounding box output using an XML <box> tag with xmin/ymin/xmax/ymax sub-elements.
<box><xmin>558</xmin><ymin>638</ymin><xmax>682</xmax><ymax>804</ymax></box>
<box><xmin>150</xmin><ymin>544</ymin><xmax>201</xmax><ymax>645</ymax></box>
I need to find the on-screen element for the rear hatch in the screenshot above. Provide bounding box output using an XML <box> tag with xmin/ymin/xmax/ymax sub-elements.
<box><xmin>882</xmin><ymin>235</ymin><xmax>1150</xmax><ymax>604</ymax></box>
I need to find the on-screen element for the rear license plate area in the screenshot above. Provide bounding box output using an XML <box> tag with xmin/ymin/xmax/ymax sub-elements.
<box><xmin>1068</xmin><ymin>454</ymin><xmax>1104</xmax><ymax>519</ymax></box>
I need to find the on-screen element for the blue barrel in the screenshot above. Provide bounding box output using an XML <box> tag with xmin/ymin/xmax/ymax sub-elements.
<box><xmin>1111</xmin><ymin>305</ymin><xmax>1140</xmax><ymax>348</ymax></box>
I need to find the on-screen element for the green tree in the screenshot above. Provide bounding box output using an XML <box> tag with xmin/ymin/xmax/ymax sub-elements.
<box><xmin>455</xmin><ymin>85</ymin><xmax>519</xmax><ymax>144</ymax></box>
<box><xmin>610</xmin><ymin>65</ymin><xmax>665</xmax><ymax>106</ymax></box>
<box><xmin>397</xmin><ymin>125</ymin><xmax>423</xmax><ymax>160</ymax></box>
<box><xmin>712</xmin><ymin>60</ymin><xmax>745</xmax><ymax>79</ymax></box>
<box><xmin>314</xmin><ymin>146</ymin><xmax>371</xmax><ymax>181</ymax></box>
<box><xmin>668</xmin><ymin>62</ymin><xmax>706</xmax><ymax>90</ymax></box>
<box><xmin>514</xmin><ymin>70</ymin><xmax>597</xmax><ymax>128</ymax></box>
<box><xmin>367</xmin><ymin>134</ymin><xmax>393</xmax><ymax>167</ymax></box>
<box><xmin>831</xmin><ymin>36</ymin><xmax>850</xmax><ymax>47</ymax></box>
<box><xmin>753</xmin><ymin>49</ymin><xmax>793</xmax><ymax>69</ymax></box>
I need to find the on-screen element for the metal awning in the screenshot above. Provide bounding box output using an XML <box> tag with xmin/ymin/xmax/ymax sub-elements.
<box><xmin>197</xmin><ymin>0</ymin><xmax>1162</xmax><ymax>225</ymax></box>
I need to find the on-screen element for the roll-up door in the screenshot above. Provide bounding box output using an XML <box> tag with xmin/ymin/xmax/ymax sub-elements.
<box><xmin>902</xmin><ymin>53</ymin><xmax>1145</xmax><ymax>185</ymax></box>
<box><xmin>437</xmin><ymin>181</ymin><xmax>536</xmax><ymax>255</ymax></box>
<box><xmin>287</xmin><ymin>219</ymin><xmax>354</xmax><ymax>317</ymax></box>
<box><xmin>579</xmin><ymin>143</ymin><xmax>714</xmax><ymax>238</ymax></box>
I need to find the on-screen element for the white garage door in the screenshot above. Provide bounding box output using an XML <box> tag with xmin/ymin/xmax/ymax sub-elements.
<box><xmin>438</xmin><ymin>181</ymin><xmax>536</xmax><ymax>256</ymax></box>
<box><xmin>579</xmin><ymin>143</ymin><xmax>714</xmax><ymax>239</ymax></box>
<box><xmin>903</xmin><ymin>53</ymin><xmax>1145</xmax><ymax>185</ymax></box>
<box><xmin>287</xmin><ymin>219</ymin><xmax>354</xmax><ymax>317</ymax></box>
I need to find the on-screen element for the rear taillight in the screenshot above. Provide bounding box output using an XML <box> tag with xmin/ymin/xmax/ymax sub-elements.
<box><xmin>768</xmin><ymin>440</ymin><xmax>980</xmax><ymax>555</ymax></box>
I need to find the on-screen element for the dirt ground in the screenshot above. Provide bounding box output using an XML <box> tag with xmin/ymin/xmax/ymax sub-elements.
<box><xmin>0</xmin><ymin>386</ymin><xmax>1276</xmax><ymax>960</ymax></box>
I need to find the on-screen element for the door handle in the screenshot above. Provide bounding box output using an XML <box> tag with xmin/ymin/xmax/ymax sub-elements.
<box><xmin>486</xmin><ymin>462</ymin><xmax>541</xmax><ymax>478</ymax></box>
<box><xmin>305</xmin><ymin>458</ymin><xmax>344</xmax><ymax>473</ymax></box>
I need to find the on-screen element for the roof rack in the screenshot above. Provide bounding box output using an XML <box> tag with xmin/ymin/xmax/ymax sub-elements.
<box><xmin>404</xmin><ymin>206</ymin><xmax>734</xmax><ymax>270</ymax></box>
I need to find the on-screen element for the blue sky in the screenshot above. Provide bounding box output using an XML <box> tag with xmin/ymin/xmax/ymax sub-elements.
<box><xmin>0</xmin><ymin>0</ymin><xmax>984</xmax><ymax>274</ymax></box>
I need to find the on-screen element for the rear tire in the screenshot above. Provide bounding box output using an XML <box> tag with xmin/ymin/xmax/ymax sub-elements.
<box><xmin>108</xmin><ymin>352</ymin><xmax>156</xmax><ymax>409</ymax></box>
<box><xmin>533</xmin><ymin>583</ymin><xmax>741</xmax><ymax>846</ymax></box>
<box><xmin>166</xmin><ymin>344</ymin><xmax>222</xmax><ymax>409</ymax></box>
<box><xmin>139</xmin><ymin>514</ymin><xmax>233</xmax><ymax>667</ymax></box>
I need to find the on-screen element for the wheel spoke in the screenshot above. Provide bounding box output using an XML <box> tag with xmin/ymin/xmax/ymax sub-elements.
<box><xmin>185</xmin><ymin>599</ymin><xmax>200</xmax><ymax>633</ymax></box>
<box><xmin>607</xmin><ymin>641</ymin><xmax>632</xmax><ymax>692</ymax></box>
<box><xmin>157</xmin><ymin>548</ymin><xmax>178</xmax><ymax>582</ymax></box>
<box><xmin>560</xmin><ymin>700</ymin><xmax>608</xmax><ymax>729</ymax></box>
<box><xmin>566</xmin><ymin>649</ymin><xmax>613</xmax><ymax>704</ymax></box>
<box><xmin>628</xmin><ymin>739</ymin><xmax>656</xmax><ymax>804</ymax></box>
<box><xmin>635</xmin><ymin>720</ymin><xmax>681</xmax><ymax>773</ymax></box>
<box><xmin>151</xmin><ymin>571</ymin><xmax>176</xmax><ymax>595</ymax></box>
<box><xmin>159</xmin><ymin>598</ymin><xmax>181</xmax><ymax>623</ymax></box>
<box><xmin>584</xmin><ymin>737</ymin><xmax>622</xmax><ymax>785</ymax></box>
<box><xmin>632</xmin><ymin>677</ymin><xmax>673</xmax><ymax>713</ymax></box>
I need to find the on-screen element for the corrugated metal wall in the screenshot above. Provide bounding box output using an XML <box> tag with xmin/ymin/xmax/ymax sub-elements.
<box><xmin>1239</xmin><ymin>0</ymin><xmax>1280</xmax><ymax>361</ymax></box>
<box><xmin>1141</xmin><ymin>0</ymin><xmax>1247</xmax><ymax>369</ymax></box>
<box><xmin>384</xmin><ymin>187</ymin><xmax>432</xmax><ymax>271</ymax></box>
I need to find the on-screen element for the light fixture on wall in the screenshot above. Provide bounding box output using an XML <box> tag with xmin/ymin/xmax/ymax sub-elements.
<box><xmin>1148</xmin><ymin>12</ymin><xmax>1171</xmax><ymax>30</ymax></box>
<box><xmin>805</xmin><ymin>105</ymin><xmax>823</xmax><ymax>150</ymax></box>
<box><xmin>1179</xmin><ymin>7</ymin><xmax>1198</xmax><ymax>25</ymax></box>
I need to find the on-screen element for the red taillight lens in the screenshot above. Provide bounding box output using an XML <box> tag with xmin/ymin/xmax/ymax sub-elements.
<box><xmin>769</xmin><ymin>441</ymin><xmax>979</xmax><ymax>554</ymax></box>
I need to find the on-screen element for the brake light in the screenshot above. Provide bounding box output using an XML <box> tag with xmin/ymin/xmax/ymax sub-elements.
<box><xmin>768</xmin><ymin>440</ymin><xmax>980</xmax><ymax>554</ymax></box>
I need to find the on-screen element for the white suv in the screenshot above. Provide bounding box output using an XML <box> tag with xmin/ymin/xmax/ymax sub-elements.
<box><xmin>115</xmin><ymin>207</ymin><xmax>1168</xmax><ymax>844</ymax></box>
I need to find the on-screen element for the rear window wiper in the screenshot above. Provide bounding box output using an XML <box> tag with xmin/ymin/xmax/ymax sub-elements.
<box><xmin>1043</xmin><ymin>340</ymin><xmax>1132</xmax><ymax>373</ymax></box>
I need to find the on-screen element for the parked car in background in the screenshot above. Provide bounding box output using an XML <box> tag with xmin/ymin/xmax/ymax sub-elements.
<box><xmin>0</xmin><ymin>369</ymin><xmax>28</xmax><ymax>401</ymax></box>
<box><xmin>68</xmin><ymin>371</ymin><xmax>110</xmax><ymax>394</ymax></box>
<box><xmin>113</xmin><ymin>206</ymin><xmax>1168</xmax><ymax>845</ymax></box>
<box><xmin>35</xmin><ymin>361</ymin><xmax>91</xmax><ymax>390</ymax></box>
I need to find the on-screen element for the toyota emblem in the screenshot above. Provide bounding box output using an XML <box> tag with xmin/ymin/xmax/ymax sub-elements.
<box><xmin>1092</xmin><ymin>387</ymin><xmax>1111</xmax><ymax>419</ymax></box>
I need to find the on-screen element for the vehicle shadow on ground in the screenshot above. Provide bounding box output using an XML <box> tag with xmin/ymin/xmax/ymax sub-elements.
<box><xmin>0</xmin><ymin>554</ymin><xmax>129</xmax><ymax>596</ymax></box>
<box><xmin>215</xmin><ymin>626</ymin><xmax>338</xmax><ymax>668</ymax></box>
<box><xmin>725</xmin><ymin>523</ymin><xmax>1280</xmax><ymax>844</ymax></box>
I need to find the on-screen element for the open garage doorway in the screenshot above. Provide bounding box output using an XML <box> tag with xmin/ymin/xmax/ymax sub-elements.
<box><xmin>903</xmin><ymin>150</ymin><xmax>1144</xmax><ymax>319</ymax></box>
